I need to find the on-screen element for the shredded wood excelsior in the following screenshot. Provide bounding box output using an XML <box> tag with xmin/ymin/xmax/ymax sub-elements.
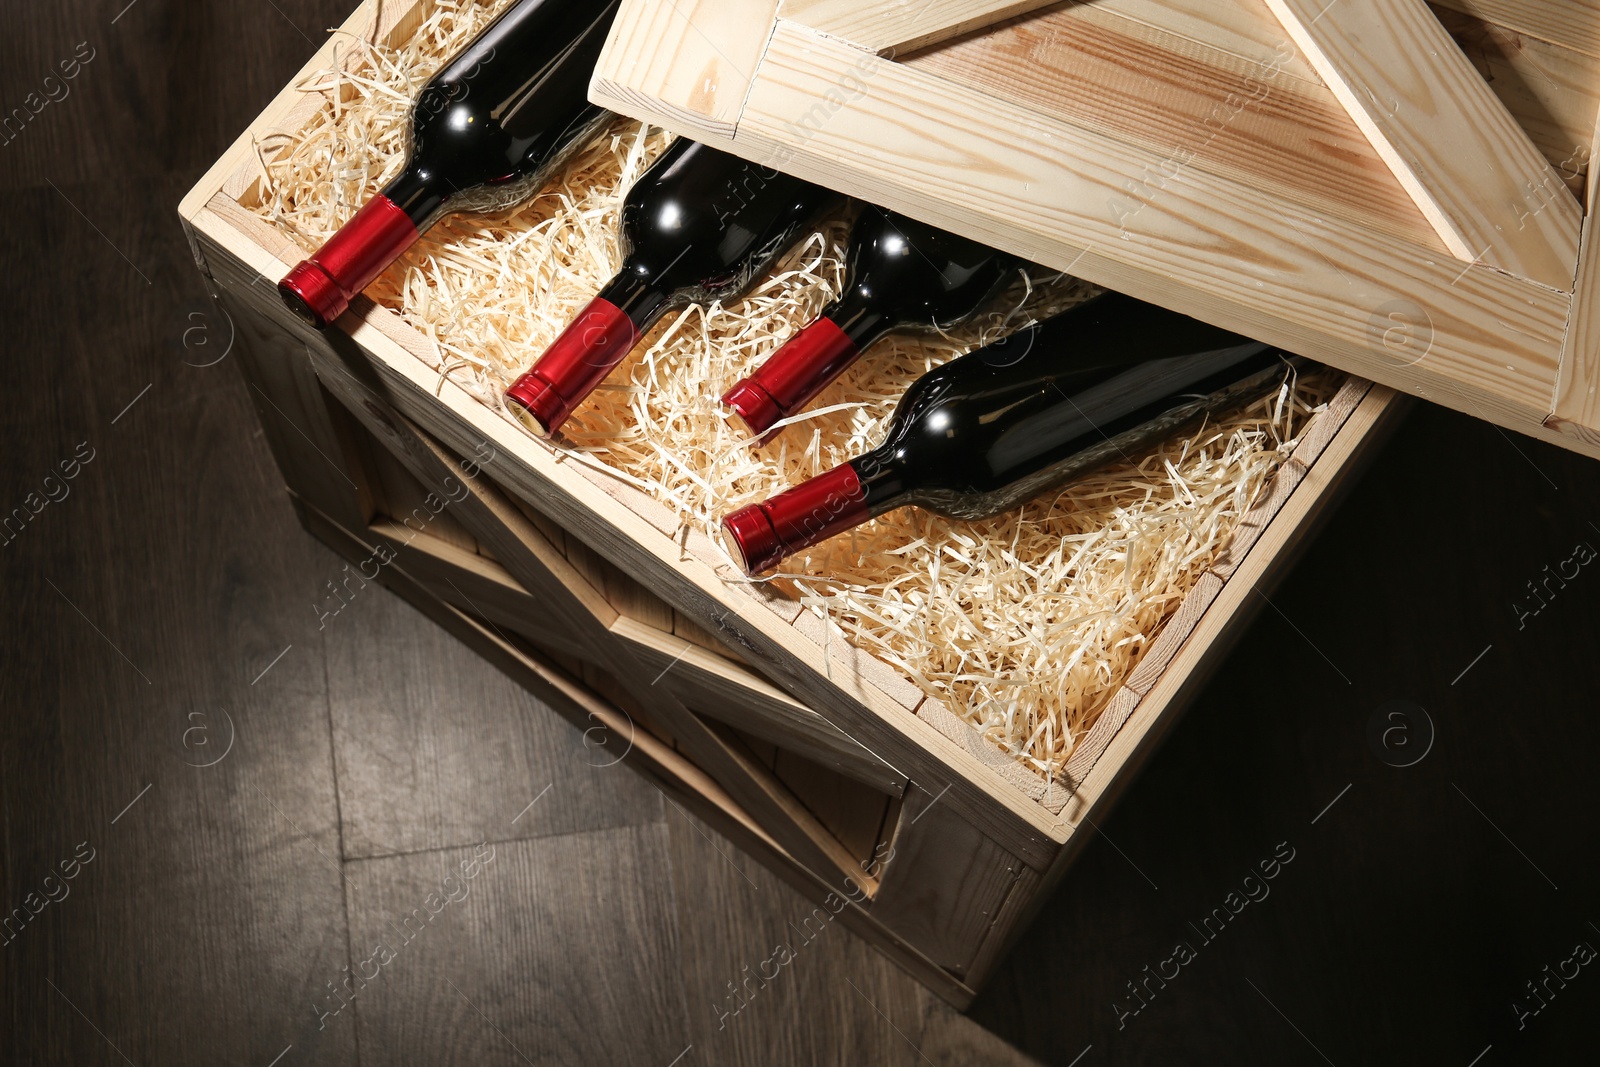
<box><xmin>248</xmin><ymin>0</ymin><xmax>1338</xmax><ymax>782</ymax></box>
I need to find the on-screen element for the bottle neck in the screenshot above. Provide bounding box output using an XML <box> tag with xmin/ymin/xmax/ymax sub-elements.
<box><xmin>825</xmin><ymin>287</ymin><xmax>894</xmax><ymax>351</ymax></box>
<box><xmin>598</xmin><ymin>265</ymin><xmax>673</xmax><ymax>332</ymax></box>
<box><xmin>851</xmin><ymin>449</ymin><xmax>912</xmax><ymax>514</ymax></box>
<box><xmin>382</xmin><ymin>167</ymin><xmax>455</xmax><ymax>230</ymax></box>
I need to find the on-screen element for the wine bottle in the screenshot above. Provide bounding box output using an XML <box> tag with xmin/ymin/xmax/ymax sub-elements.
<box><xmin>721</xmin><ymin>292</ymin><xmax>1299</xmax><ymax>574</ymax></box>
<box><xmin>504</xmin><ymin>139</ymin><xmax>841</xmax><ymax>436</ymax></box>
<box><xmin>278</xmin><ymin>0</ymin><xmax>621</xmax><ymax>329</ymax></box>
<box><xmin>721</xmin><ymin>206</ymin><xmax>1016</xmax><ymax>438</ymax></box>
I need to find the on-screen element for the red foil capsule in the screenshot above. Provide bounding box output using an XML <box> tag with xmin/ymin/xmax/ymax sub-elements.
<box><xmin>504</xmin><ymin>297</ymin><xmax>640</xmax><ymax>436</ymax></box>
<box><xmin>721</xmin><ymin>317</ymin><xmax>859</xmax><ymax>439</ymax></box>
<box><xmin>278</xmin><ymin>195</ymin><xmax>419</xmax><ymax>328</ymax></box>
<box><xmin>720</xmin><ymin>463</ymin><xmax>870</xmax><ymax>575</ymax></box>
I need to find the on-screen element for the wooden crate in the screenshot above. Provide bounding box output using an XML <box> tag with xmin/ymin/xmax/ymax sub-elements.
<box><xmin>178</xmin><ymin>0</ymin><xmax>1408</xmax><ymax>1007</ymax></box>
<box><xmin>592</xmin><ymin>0</ymin><xmax>1600</xmax><ymax>459</ymax></box>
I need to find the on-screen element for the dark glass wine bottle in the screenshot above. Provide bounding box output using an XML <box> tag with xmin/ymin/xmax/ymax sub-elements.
<box><xmin>722</xmin><ymin>206</ymin><xmax>1016</xmax><ymax>438</ymax></box>
<box><xmin>278</xmin><ymin>0</ymin><xmax>620</xmax><ymax>328</ymax></box>
<box><xmin>721</xmin><ymin>292</ymin><xmax>1300</xmax><ymax>574</ymax></box>
<box><xmin>504</xmin><ymin>139</ymin><xmax>841</xmax><ymax>436</ymax></box>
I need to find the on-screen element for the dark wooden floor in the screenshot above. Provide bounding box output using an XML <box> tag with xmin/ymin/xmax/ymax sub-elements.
<box><xmin>3</xmin><ymin>2</ymin><xmax>1598</xmax><ymax>1064</ymax></box>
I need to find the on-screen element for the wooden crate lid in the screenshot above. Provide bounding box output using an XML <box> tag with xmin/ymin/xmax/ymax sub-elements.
<box><xmin>590</xmin><ymin>0</ymin><xmax>1600</xmax><ymax>458</ymax></box>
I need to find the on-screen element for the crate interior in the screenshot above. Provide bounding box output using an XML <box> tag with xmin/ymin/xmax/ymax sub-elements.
<box><xmin>218</xmin><ymin>0</ymin><xmax>1382</xmax><ymax>792</ymax></box>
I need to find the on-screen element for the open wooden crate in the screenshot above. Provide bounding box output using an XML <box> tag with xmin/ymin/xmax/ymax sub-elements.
<box><xmin>176</xmin><ymin>0</ymin><xmax>1428</xmax><ymax>1006</ymax></box>
<box><xmin>594</xmin><ymin>0</ymin><xmax>1600</xmax><ymax>457</ymax></box>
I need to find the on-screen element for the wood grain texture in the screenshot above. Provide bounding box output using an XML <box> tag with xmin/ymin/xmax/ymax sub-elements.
<box><xmin>1124</xmin><ymin>572</ymin><xmax>1228</xmax><ymax>695</ymax></box>
<box><xmin>591</xmin><ymin>0</ymin><xmax>780</xmax><ymax>137</ymax></box>
<box><xmin>1548</xmin><ymin>211</ymin><xmax>1600</xmax><ymax>448</ymax></box>
<box><xmin>321</xmin><ymin>557</ymin><xmax>664</xmax><ymax>860</ymax></box>
<box><xmin>1548</xmin><ymin>106</ymin><xmax>1600</xmax><ymax>447</ymax></box>
<box><xmin>915</xmin><ymin>1</ymin><xmax>1600</xmax><ymax>207</ymax></box>
<box><xmin>1432</xmin><ymin>7</ymin><xmax>1600</xmax><ymax>189</ymax></box>
<box><xmin>615</xmin><ymin>617</ymin><xmax>911</xmax><ymax>796</ymax></box>
<box><xmin>1059</xmin><ymin>687</ymin><xmax>1142</xmax><ymax>798</ymax></box>
<box><xmin>1434</xmin><ymin>0</ymin><xmax>1600</xmax><ymax>57</ymax></box>
<box><xmin>1265</xmin><ymin>0</ymin><xmax>1581</xmax><ymax>287</ymax></box>
<box><xmin>905</xmin><ymin>0</ymin><xmax>1444</xmax><ymax>248</ymax></box>
<box><xmin>344</xmin><ymin>831</ymin><xmax>688</xmax><ymax>1065</ymax></box>
<box><xmin>870</xmin><ymin>785</ymin><xmax>1025</xmax><ymax>975</ymax></box>
<box><xmin>782</xmin><ymin>0</ymin><xmax>1060</xmax><ymax>52</ymax></box>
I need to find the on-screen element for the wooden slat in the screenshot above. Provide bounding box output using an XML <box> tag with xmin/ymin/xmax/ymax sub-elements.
<box><xmin>905</xmin><ymin>2</ymin><xmax>1442</xmax><ymax>248</ymax></box>
<box><xmin>591</xmin><ymin>0</ymin><xmax>780</xmax><ymax>136</ymax></box>
<box><xmin>781</xmin><ymin>0</ymin><xmax>1061</xmax><ymax>53</ymax></box>
<box><xmin>1433</xmin><ymin>0</ymin><xmax>1600</xmax><ymax>58</ymax></box>
<box><xmin>1124</xmin><ymin>572</ymin><xmax>1227</xmax><ymax>694</ymax></box>
<box><xmin>869</xmin><ymin>784</ymin><xmax>1025</xmax><ymax>975</ymax></box>
<box><xmin>1209</xmin><ymin>460</ymin><xmax>1310</xmax><ymax>581</ymax></box>
<box><xmin>1431</xmin><ymin>7</ymin><xmax>1599</xmax><ymax>191</ymax></box>
<box><xmin>1290</xmin><ymin>377</ymin><xmax>1376</xmax><ymax>467</ymax></box>
<box><xmin>1547</xmin><ymin>106</ymin><xmax>1600</xmax><ymax>449</ymax></box>
<box><xmin>1266</xmin><ymin>0</ymin><xmax>1580</xmax><ymax>288</ymax></box>
<box><xmin>613</xmin><ymin>616</ymin><xmax>910</xmax><ymax>796</ymax></box>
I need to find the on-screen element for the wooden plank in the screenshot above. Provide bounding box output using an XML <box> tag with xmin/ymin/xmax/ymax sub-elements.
<box><xmin>1433</xmin><ymin>0</ymin><xmax>1600</xmax><ymax>58</ymax></box>
<box><xmin>1548</xmin><ymin>107</ymin><xmax>1600</xmax><ymax>449</ymax></box>
<box><xmin>591</xmin><ymin>0</ymin><xmax>781</xmax><ymax>136</ymax></box>
<box><xmin>1290</xmin><ymin>377</ymin><xmax>1376</xmax><ymax>467</ymax></box>
<box><xmin>363</xmin><ymin>519</ymin><xmax>596</xmax><ymax>660</ymax></box>
<box><xmin>904</xmin><ymin>1</ymin><xmax>1443</xmax><ymax>248</ymax></box>
<box><xmin>1548</xmin><ymin>213</ymin><xmax>1600</xmax><ymax>449</ymax></box>
<box><xmin>1059</xmin><ymin>688</ymin><xmax>1142</xmax><ymax>802</ymax></box>
<box><xmin>1265</xmin><ymin>0</ymin><xmax>1581</xmax><ymax>288</ymax></box>
<box><xmin>614</xmin><ymin>616</ymin><xmax>910</xmax><ymax>796</ymax></box>
<box><xmin>1431</xmin><ymin>7</ymin><xmax>1599</xmax><ymax>191</ymax></box>
<box><xmin>1209</xmin><ymin>460</ymin><xmax>1310</xmax><ymax>581</ymax></box>
<box><xmin>869</xmin><ymin>784</ymin><xmax>1026</xmax><ymax>975</ymax></box>
<box><xmin>344</xmin><ymin>831</ymin><xmax>688</xmax><ymax>1064</ymax></box>
<box><xmin>771</xmin><ymin>748</ymin><xmax>894</xmax><ymax>864</ymax></box>
<box><xmin>1125</xmin><ymin>572</ymin><xmax>1228</xmax><ymax>694</ymax></box>
<box><xmin>782</xmin><ymin>0</ymin><xmax>1060</xmax><ymax>53</ymax></box>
